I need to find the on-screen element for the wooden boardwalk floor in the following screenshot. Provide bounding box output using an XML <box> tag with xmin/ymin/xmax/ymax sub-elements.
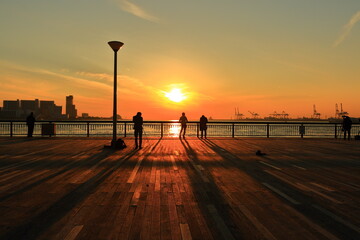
<box><xmin>0</xmin><ymin>137</ymin><xmax>359</xmax><ymax>240</ymax></box>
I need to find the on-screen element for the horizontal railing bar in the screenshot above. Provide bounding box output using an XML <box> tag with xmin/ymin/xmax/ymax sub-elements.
<box><xmin>0</xmin><ymin>120</ymin><xmax>358</xmax><ymax>125</ymax></box>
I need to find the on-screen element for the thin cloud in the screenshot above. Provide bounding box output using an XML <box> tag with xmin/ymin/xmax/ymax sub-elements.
<box><xmin>118</xmin><ymin>0</ymin><xmax>159</xmax><ymax>22</ymax></box>
<box><xmin>0</xmin><ymin>61</ymin><xmax>112</xmax><ymax>93</ymax></box>
<box><xmin>333</xmin><ymin>11</ymin><xmax>360</xmax><ymax>47</ymax></box>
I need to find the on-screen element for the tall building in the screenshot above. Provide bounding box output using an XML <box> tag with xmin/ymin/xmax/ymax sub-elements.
<box><xmin>66</xmin><ymin>95</ymin><xmax>77</xmax><ymax>119</ymax></box>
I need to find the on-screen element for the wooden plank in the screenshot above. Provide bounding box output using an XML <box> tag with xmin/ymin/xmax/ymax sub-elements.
<box><xmin>127</xmin><ymin>156</ymin><xmax>145</xmax><ymax>183</ymax></box>
<box><xmin>63</xmin><ymin>225</ymin><xmax>84</xmax><ymax>240</ymax></box>
<box><xmin>236</xmin><ymin>204</ymin><xmax>277</xmax><ymax>240</ymax></box>
<box><xmin>167</xmin><ymin>192</ymin><xmax>181</xmax><ymax>240</ymax></box>
<box><xmin>179</xmin><ymin>223</ymin><xmax>192</xmax><ymax>240</ymax></box>
<box><xmin>262</xmin><ymin>183</ymin><xmax>300</xmax><ymax>205</ymax></box>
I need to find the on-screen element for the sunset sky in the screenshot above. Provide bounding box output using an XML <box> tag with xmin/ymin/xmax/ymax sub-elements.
<box><xmin>1</xmin><ymin>1</ymin><xmax>359</xmax><ymax>120</ymax></box>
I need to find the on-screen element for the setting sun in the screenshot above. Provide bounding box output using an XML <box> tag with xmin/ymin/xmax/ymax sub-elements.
<box><xmin>165</xmin><ymin>88</ymin><xmax>187</xmax><ymax>103</ymax></box>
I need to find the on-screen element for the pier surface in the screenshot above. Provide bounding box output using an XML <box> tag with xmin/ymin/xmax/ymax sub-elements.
<box><xmin>0</xmin><ymin>137</ymin><xmax>359</xmax><ymax>240</ymax></box>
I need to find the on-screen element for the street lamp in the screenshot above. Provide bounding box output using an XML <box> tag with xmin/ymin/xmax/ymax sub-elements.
<box><xmin>108</xmin><ymin>41</ymin><xmax>124</xmax><ymax>148</ymax></box>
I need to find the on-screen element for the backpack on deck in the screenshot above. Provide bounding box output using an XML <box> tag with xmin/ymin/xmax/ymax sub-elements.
<box><xmin>115</xmin><ymin>138</ymin><xmax>127</xmax><ymax>149</ymax></box>
<box><xmin>355</xmin><ymin>131</ymin><xmax>360</xmax><ymax>140</ymax></box>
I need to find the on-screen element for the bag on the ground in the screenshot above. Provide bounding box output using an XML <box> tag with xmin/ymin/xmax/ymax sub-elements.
<box><xmin>355</xmin><ymin>131</ymin><xmax>360</xmax><ymax>140</ymax></box>
<box><xmin>115</xmin><ymin>138</ymin><xmax>127</xmax><ymax>149</ymax></box>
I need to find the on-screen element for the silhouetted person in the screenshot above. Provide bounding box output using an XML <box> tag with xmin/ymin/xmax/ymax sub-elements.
<box><xmin>342</xmin><ymin>116</ymin><xmax>352</xmax><ymax>140</ymax></box>
<box><xmin>179</xmin><ymin>112</ymin><xmax>188</xmax><ymax>138</ymax></box>
<box><xmin>199</xmin><ymin>115</ymin><xmax>208</xmax><ymax>139</ymax></box>
<box><xmin>26</xmin><ymin>112</ymin><xmax>35</xmax><ymax>137</ymax></box>
<box><xmin>133</xmin><ymin>112</ymin><xmax>143</xmax><ymax>149</ymax></box>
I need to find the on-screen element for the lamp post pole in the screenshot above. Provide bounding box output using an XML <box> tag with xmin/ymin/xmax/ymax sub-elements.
<box><xmin>108</xmin><ymin>41</ymin><xmax>124</xmax><ymax>148</ymax></box>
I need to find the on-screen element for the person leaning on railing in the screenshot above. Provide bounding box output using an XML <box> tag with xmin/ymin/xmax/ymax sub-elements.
<box><xmin>133</xmin><ymin>112</ymin><xmax>143</xmax><ymax>149</ymax></box>
<box><xmin>200</xmin><ymin>115</ymin><xmax>208</xmax><ymax>139</ymax></box>
<box><xmin>26</xmin><ymin>112</ymin><xmax>35</xmax><ymax>137</ymax></box>
<box><xmin>342</xmin><ymin>115</ymin><xmax>352</xmax><ymax>140</ymax></box>
<box><xmin>179</xmin><ymin>112</ymin><xmax>188</xmax><ymax>138</ymax></box>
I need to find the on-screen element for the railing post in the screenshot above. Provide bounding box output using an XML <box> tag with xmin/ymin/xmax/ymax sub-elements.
<box><xmin>334</xmin><ymin>123</ymin><xmax>337</xmax><ymax>139</ymax></box>
<box><xmin>10</xmin><ymin>121</ymin><xmax>13</xmax><ymax>137</ymax></box>
<box><xmin>49</xmin><ymin>121</ymin><xmax>52</xmax><ymax>137</ymax></box>
<box><xmin>161</xmin><ymin>123</ymin><xmax>163</xmax><ymax>138</ymax></box>
<box><xmin>300</xmin><ymin>123</ymin><xmax>304</xmax><ymax>138</ymax></box>
<box><xmin>87</xmin><ymin>122</ymin><xmax>90</xmax><ymax>137</ymax></box>
<box><xmin>232</xmin><ymin>123</ymin><xmax>235</xmax><ymax>138</ymax></box>
<box><xmin>197</xmin><ymin>123</ymin><xmax>199</xmax><ymax>138</ymax></box>
<box><xmin>124</xmin><ymin>122</ymin><xmax>127</xmax><ymax>137</ymax></box>
<box><xmin>266</xmin><ymin>123</ymin><xmax>270</xmax><ymax>138</ymax></box>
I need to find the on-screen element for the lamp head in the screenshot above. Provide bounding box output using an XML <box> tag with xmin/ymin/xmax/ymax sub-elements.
<box><xmin>108</xmin><ymin>41</ymin><xmax>124</xmax><ymax>52</ymax></box>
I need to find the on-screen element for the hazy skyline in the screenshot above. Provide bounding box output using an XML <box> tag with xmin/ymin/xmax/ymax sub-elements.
<box><xmin>1</xmin><ymin>1</ymin><xmax>359</xmax><ymax>120</ymax></box>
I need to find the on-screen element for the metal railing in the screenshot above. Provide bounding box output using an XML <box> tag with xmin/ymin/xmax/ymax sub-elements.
<box><xmin>0</xmin><ymin>120</ymin><xmax>359</xmax><ymax>138</ymax></box>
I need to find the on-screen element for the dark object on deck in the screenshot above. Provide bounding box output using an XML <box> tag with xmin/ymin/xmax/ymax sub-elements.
<box><xmin>41</xmin><ymin>123</ymin><xmax>55</xmax><ymax>137</ymax></box>
<box><xmin>256</xmin><ymin>150</ymin><xmax>266</xmax><ymax>156</ymax></box>
<box><xmin>105</xmin><ymin>138</ymin><xmax>127</xmax><ymax>149</ymax></box>
<box><xmin>355</xmin><ymin>131</ymin><xmax>360</xmax><ymax>140</ymax></box>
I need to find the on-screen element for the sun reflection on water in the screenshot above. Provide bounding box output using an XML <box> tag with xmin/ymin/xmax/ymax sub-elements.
<box><xmin>168</xmin><ymin>123</ymin><xmax>181</xmax><ymax>137</ymax></box>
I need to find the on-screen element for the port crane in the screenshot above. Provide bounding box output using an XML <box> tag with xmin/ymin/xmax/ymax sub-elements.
<box><xmin>335</xmin><ymin>103</ymin><xmax>349</xmax><ymax>118</ymax></box>
<box><xmin>269</xmin><ymin>111</ymin><xmax>289</xmax><ymax>119</ymax></box>
<box><xmin>312</xmin><ymin>105</ymin><xmax>321</xmax><ymax>119</ymax></box>
<box><xmin>269</xmin><ymin>111</ymin><xmax>280</xmax><ymax>119</ymax></box>
<box><xmin>280</xmin><ymin>111</ymin><xmax>289</xmax><ymax>119</ymax></box>
<box><xmin>234</xmin><ymin>108</ymin><xmax>244</xmax><ymax>120</ymax></box>
<box><xmin>248</xmin><ymin>111</ymin><xmax>260</xmax><ymax>119</ymax></box>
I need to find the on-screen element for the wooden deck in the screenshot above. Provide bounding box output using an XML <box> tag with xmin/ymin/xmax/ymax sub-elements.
<box><xmin>0</xmin><ymin>137</ymin><xmax>359</xmax><ymax>240</ymax></box>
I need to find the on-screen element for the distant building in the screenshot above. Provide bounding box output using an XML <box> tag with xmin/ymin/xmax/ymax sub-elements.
<box><xmin>54</xmin><ymin>106</ymin><xmax>63</xmax><ymax>118</ymax></box>
<box><xmin>4</xmin><ymin>100</ymin><xmax>20</xmax><ymax>110</ymax></box>
<box><xmin>40</xmin><ymin>101</ymin><xmax>54</xmax><ymax>119</ymax></box>
<box><xmin>39</xmin><ymin>100</ymin><xmax>63</xmax><ymax>119</ymax></box>
<box><xmin>82</xmin><ymin>113</ymin><xmax>89</xmax><ymax>118</ymax></box>
<box><xmin>0</xmin><ymin>99</ymin><xmax>22</xmax><ymax>118</ymax></box>
<box><xmin>1</xmin><ymin>98</ymin><xmax>66</xmax><ymax>120</ymax></box>
<box><xmin>66</xmin><ymin>95</ymin><xmax>77</xmax><ymax>119</ymax></box>
<box><xmin>21</xmin><ymin>99</ymin><xmax>40</xmax><ymax>116</ymax></box>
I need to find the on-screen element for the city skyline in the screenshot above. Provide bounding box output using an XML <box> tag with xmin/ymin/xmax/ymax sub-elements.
<box><xmin>0</xmin><ymin>96</ymin><xmax>353</xmax><ymax>120</ymax></box>
<box><xmin>1</xmin><ymin>1</ymin><xmax>359</xmax><ymax>120</ymax></box>
<box><xmin>0</xmin><ymin>95</ymin><xmax>77</xmax><ymax>120</ymax></box>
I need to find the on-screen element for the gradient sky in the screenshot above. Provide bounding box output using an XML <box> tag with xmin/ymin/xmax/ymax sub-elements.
<box><xmin>1</xmin><ymin>0</ymin><xmax>359</xmax><ymax>120</ymax></box>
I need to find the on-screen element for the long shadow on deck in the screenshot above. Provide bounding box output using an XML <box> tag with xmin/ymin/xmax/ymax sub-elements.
<box><xmin>0</xmin><ymin>138</ymin><xmax>43</xmax><ymax>145</ymax></box>
<box><xmin>180</xmin><ymin>138</ymin><xmax>241</xmax><ymax>240</ymax></box>
<box><xmin>0</xmin><ymin>147</ymin><xmax>119</xmax><ymax>202</ymax></box>
<box><xmin>201</xmin><ymin>139</ymin><xmax>360</xmax><ymax>240</ymax></box>
<box><xmin>1</xmin><ymin>148</ymin><xmax>139</xmax><ymax>240</ymax></box>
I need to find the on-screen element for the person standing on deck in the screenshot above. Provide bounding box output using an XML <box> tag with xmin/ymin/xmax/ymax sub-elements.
<box><xmin>199</xmin><ymin>115</ymin><xmax>208</xmax><ymax>139</ymax></box>
<box><xmin>342</xmin><ymin>116</ymin><xmax>352</xmax><ymax>140</ymax></box>
<box><xmin>179</xmin><ymin>112</ymin><xmax>188</xmax><ymax>138</ymax></box>
<box><xmin>133</xmin><ymin>112</ymin><xmax>143</xmax><ymax>149</ymax></box>
<box><xmin>26</xmin><ymin>112</ymin><xmax>36</xmax><ymax>137</ymax></box>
